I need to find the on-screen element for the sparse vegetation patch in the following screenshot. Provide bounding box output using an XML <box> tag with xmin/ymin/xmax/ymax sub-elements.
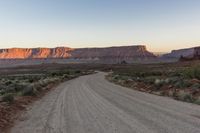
<box><xmin>106</xmin><ymin>62</ymin><xmax>200</xmax><ymax>105</ymax></box>
<box><xmin>0</xmin><ymin>69</ymin><xmax>93</xmax><ymax>103</ymax></box>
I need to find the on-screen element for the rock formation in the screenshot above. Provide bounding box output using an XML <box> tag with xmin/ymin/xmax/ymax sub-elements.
<box><xmin>0</xmin><ymin>45</ymin><xmax>156</xmax><ymax>63</ymax></box>
<box><xmin>162</xmin><ymin>46</ymin><xmax>200</xmax><ymax>59</ymax></box>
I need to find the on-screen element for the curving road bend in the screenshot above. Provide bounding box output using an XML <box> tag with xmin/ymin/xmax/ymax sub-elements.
<box><xmin>10</xmin><ymin>72</ymin><xmax>200</xmax><ymax>133</ymax></box>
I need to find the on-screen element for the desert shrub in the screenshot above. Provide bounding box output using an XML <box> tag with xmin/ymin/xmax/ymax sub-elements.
<box><xmin>14</xmin><ymin>83</ymin><xmax>26</xmax><ymax>92</ymax></box>
<box><xmin>164</xmin><ymin>78</ymin><xmax>170</xmax><ymax>84</ymax></box>
<box><xmin>194</xmin><ymin>97</ymin><xmax>200</xmax><ymax>105</ymax></box>
<box><xmin>177</xmin><ymin>91</ymin><xmax>193</xmax><ymax>102</ymax></box>
<box><xmin>50</xmin><ymin>71</ymin><xmax>68</xmax><ymax>77</ymax></box>
<box><xmin>168</xmin><ymin>90</ymin><xmax>176</xmax><ymax>97</ymax></box>
<box><xmin>33</xmin><ymin>82</ymin><xmax>43</xmax><ymax>91</ymax></box>
<box><xmin>0</xmin><ymin>84</ymin><xmax>7</xmax><ymax>94</ymax></box>
<box><xmin>144</xmin><ymin>76</ymin><xmax>157</xmax><ymax>84</ymax></box>
<box><xmin>154</xmin><ymin>79</ymin><xmax>165</xmax><ymax>89</ymax></box>
<box><xmin>52</xmin><ymin>77</ymin><xmax>60</xmax><ymax>82</ymax></box>
<box><xmin>173</xmin><ymin>80</ymin><xmax>191</xmax><ymax>89</ymax></box>
<box><xmin>64</xmin><ymin>71</ymin><xmax>70</xmax><ymax>75</ymax></box>
<box><xmin>5</xmin><ymin>86</ymin><xmax>15</xmax><ymax>93</ymax></box>
<box><xmin>38</xmin><ymin>78</ymin><xmax>55</xmax><ymax>87</ymax></box>
<box><xmin>168</xmin><ymin>77</ymin><xmax>179</xmax><ymax>84</ymax></box>
<box><xmin>0</xmin><ymin>90</ymin><xmax>6</xmax><ymax>95</ymax></box>
<box><xmin>169</xmin><ymin>71</ymin><xmax>181</xmax><ymax>77</ymax></box>
<box><xmin>2</xmin><ymin>93</ymin><xmax>14</xmax><ymax>103</ymax></box>
<box><xmin>191</xmin><ymin>83</ymin><xmax>200</xmax><ymax>90</ymax></box>
<box><xmin>120</xmin><ymin>75</ymin><xmax>130</xmax><ymax>80</ymax></box>
<box><xmin>5</xmin><ymin>80</ymin><xmax>12</xmax><ymax>86</ymax></box>
<box><xmin>1</xmin><ymin>86</ymin><xmax>16</xmax><ymax>94</ymax></box>
<box><xmin>182</xmin><ymin>66</ymin><xmax>200</xmax><ymax>80</ymax></box>
<box><xmin>126</xmin><ymin>71</ymin><xmax>162</xmax><ymax>78</ymax></box>
<box><xmin>38</xmin><ymin>80</ymin><xmax>48</xmax><ymax>87</ymax></box>
<box><xmin>63</xmin><ymin>74</ymin><xmax>69</xmax><ymax>79</ymax></box>
<box><xmin>160</xmin><ymin>91</ymin><xmax>168</xmax><ymax>96</ymax></box>
<box><xmin>28</xmin><ymin>78</ymin><xmax>34</xmax><ymax>83</ymax></box>
<box><xmin>27</xmin><ymin>76</ymin><xmax>42</xmax><ymax>83</ymax></box>
<box><xmin>113</xmin><ymin>75</ymin><xmax>119</xmax><ymax>80</ymax></box>
<box><xmin>50</xmin><ymin>72</ymin><xmax>58</xmax><ymax>77</ymax></box>
<box><xmin>75</xmin><ymin>70</ymin><xmax>81</xmax><ymax>74</ymax></box>
<box><xmin>149</xmin><ymin>71</ymin><xmax>163</xmax><ymax>76</ymax></box>
<box><xmin>21</xmin><ymin>85</ymin><xmax>38</xmax><ymax>96</ymax></box>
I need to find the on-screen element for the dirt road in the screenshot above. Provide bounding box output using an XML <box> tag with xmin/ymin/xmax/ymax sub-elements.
<box><xmin>10</xmin><ymin>72</ymin><xmax>200</xmax><ymax>133</ymax></box>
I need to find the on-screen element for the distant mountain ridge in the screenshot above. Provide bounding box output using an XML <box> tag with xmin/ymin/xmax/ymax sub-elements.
<box><xmin>162</xmin><ymin>46</ymin><xmax>200</xmax><ymax>59</ymax></box>
<box><xmin>0</xmin><ymin>45</ymin><xmax>156</xmax><ymax>63</ymax></box>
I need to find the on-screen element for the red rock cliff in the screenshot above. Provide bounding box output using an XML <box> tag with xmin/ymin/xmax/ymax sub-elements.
<box><xmin>0</xmin><ymin>45</ymin><xmax>156</xmax><ymax>60</ymax></box>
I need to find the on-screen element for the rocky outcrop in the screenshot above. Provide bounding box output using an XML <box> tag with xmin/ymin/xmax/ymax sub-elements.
<box><xmin>0</xmin><ymin>45</ymin><xmax>156</xmax><ymax>63</ymax></box>
<box><xmin>162</xmin><ymin>46</ymin><xmax>200</xmax><ymax>59</ymax></box>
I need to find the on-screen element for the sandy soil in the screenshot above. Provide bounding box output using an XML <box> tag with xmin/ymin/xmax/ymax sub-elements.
<box><xmin>9</xmin><ymin>72</ymin><xmax>200</xmax><ymax>133</ymax></box>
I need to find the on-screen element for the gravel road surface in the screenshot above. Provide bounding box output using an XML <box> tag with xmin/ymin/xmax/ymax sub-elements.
<box><xmin>10</xmin><ymin>72</ymin><xmax>200</xmax><ymax>133</ymax></box>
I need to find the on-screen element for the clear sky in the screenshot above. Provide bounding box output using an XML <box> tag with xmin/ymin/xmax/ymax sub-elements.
<box><xmin>0</xmin><ymin>0</ymin><xmax>200</xmax><ymax>52</ymax></box>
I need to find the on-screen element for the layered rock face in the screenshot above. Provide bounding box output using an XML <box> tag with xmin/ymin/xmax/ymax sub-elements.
<box><xmin>70</xmin><ymin>45</ymin><xmax>155</xmax><ymax>59</ymax></box>
<box><xmin>0</xmin><ymin>45</ymin><xmax>156</xmax><ymax>63</ymax></box>
<box><xmin>163</xmin><ymin>46</ymin><xmax>200</xmax><ymax>59</ymax></box>
<box><xmin>0</xmin><ymin>47</ymin><xmax>73</xmax><ymax>59</ymax></box>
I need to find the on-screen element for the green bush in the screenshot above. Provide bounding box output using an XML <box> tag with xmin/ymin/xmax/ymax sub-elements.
<box><xmin>2</xmin><ymin>93</ymin><xmax>14</xmax><ymax>103</ymax></box>
<box><xmin>21</xmin><ymin>85</ymin><xmax>38</xmax><ymax>96</ymax></box>
<box><xmin>182</xmin><ymin>66</ymin><xmax>200</xmax><ymax>80</ymax></box>
<box><xmin>174</xmin><ymin>80</ymin><xmax>191</xmax><ymax>89</ymax></box>
<box><xmin>144</xmin><ymin>76</ymin><xmax>157</xmax><ymax>84</ymax></box>
<box><xmin>5</xmin><ymin>80</ymin><xmax>12</xmax><ymax>86</ymax></box>
<box><xmin>27</xmin><ymin>76</ymin><xmax>41</xmax><ymax>83</ymax></box>
<box><xmin>168</xmin><ymin>77</ymin><xmax>179</xmax><ymax>84</ymax></box>
<box><xmin>33</xmin><ymin>82</ymin><xmax>43</xmax><ymax>91</ymax></box>
<box><xmin>194</xmin><ymin>97</ymin><xmax>200</xmax><ymax>105</ymax></box>
<box><xmin>191</xmin><ymin>83</ymin><xmax>200</xmax><ymax>90</ymax></box>
<box><xmin>13</xmin><ymin>83</ymin><xmax>28</xmax><ymax>92</ymax></box>
<box><xmin>177</xmin><ymin>91</ymin><xmax>193</xmax><ymax>102</ymax></box>
<box><xmin>75</xmin><ymin>70</ymin><xmax>81</xmax><ymax>74</ymax></box>
<box><xmin>63</xmin><ymin>74</ymin><xmax>69</xmax><ymax>79</ymax></box>
<box><xmin>154</xmin><ymin>79</ymin><xmax>165</xmax><ymax>88</ymax></box>
<box><xmin>2</xmin><ymin>86</ymin><xmax>16</xmax><ymax>94</ymax></box>
<box><xmin>113</xmin><ymin>75</ymin><xmax>119</xmax><ymax>80</ymax></box>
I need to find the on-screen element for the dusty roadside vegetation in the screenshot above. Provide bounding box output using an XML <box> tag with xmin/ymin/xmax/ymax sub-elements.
<box><xmin>106</xmin><ymin>61</ymin><xmax>200</xmax><ymax>105</ymax></box>
<box><xmin>0</xmin><ymin>64</ymin><xmax>93</xmax><ymax>131</ymax></box>
<box><xmin>1</xmin><ymin>61</ymin><xmax>200</xmax><ymax>131</ymax></box>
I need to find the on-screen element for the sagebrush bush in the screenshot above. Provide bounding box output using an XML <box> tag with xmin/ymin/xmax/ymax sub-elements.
<box><xmin>168</xmin><ymin>77</ymin><xmax>179</xmax><ymax>84</ymax></box>
<box><xmin>2</xmin><ymin>93</ymin><xmax>14</xmax><ymax>103</ymax></box>
<box><xmin>194</xmin><ymin>97</ymin><xmax>200</xmax><ymax>105</ymax></box>
<box><xmin>21</xmin><ymin>85</ymin><xmax>38</xmax><ymax>96</ymax></box>
<box><xmin>5</xmin><ymin>80</ymin><xmax>12</xmax><ymax>86</ymax></box>
<box><xmin>63</xmin><ymin>74</ymin><xmax>69</xmax><ymax>79</ymax></box>
<box><xmin>14</xmin><ymin>83</ymin><xmax>26</xmax><ymax>92</ymax></box>
<box><xmin>113</xmin><ymin>75</ymin><xmax>119</xmax><ymax>80</ymax></box>
<box><xmin>174</xmin><ymin>80</ymin><xmax>191</xmax><ymax>89</ymax></box>
<box><xmin>154</xmin><ymin>79</ymin><xmax>165</xmax><ymax>88</ymax></box>
<box><xmin>33</xmin><ymin>82</ymin><xmax>43</xmax><ymax>91</ymax></box>
<box><xmin>177</xmin><ymin>91</ymin><xmax>193</xmax><ymax>102</ymax></box>
<box><xmin>182</xmin><ymin>66</ymin><xmax>200</xmax><ymax>80</ymax></box>
<box><xmin>191</xmin><ymin>83</ymin><xmax>200</xmax><ymax>90</ymax></box>
<box><xmin>75</xmin><ymin>70</ymin><xmax>81</xmax><ymax>74</ymax></box>
<box><xmin>144</xmin><ymin>76</ymin><xmax>157</xmax><ymax>84</ymax></box>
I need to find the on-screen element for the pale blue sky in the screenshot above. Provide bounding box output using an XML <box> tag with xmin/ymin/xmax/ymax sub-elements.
<box><xmin>0</xmin><ymin>0</ymin><xmax>200</xmax><ymax>52</ymax></box>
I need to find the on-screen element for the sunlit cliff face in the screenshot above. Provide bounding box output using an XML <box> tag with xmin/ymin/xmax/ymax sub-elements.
<box><xmin>0</xmin><ymin>47</ymin><xmax>73</xmax><ymax>59</ymax></box>
<box><xmin>0</xmin><ymin>45</ymin><xmax>155</xmax><ymax>59</ymax></box>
